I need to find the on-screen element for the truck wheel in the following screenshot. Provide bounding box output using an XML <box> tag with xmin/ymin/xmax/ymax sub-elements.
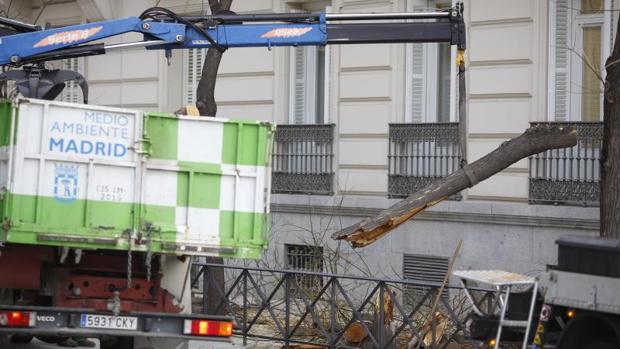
<box><xmin>36</xmin><ymin>335</ymin><xmax>67</xmax><ymax>344</ymax></box>
<box><xmin>558</xmin><ymin>313</ymin><xmax>620</xmax><ymax>349</ymax></box>
<box><xmin>0</xmin><ymin>334</ymin><xmax>10</xmax><ymax>349</ymax></box>
<box><xmin>100</xmin><ymin>335</ymin><xmax>134</xmax><ymax>349</ymax></box>
<box><xmin>10</xmin><ymin>334</ymin><xmax>33</xmax><ymax>343</ymax></box>
<box><xmin>584</xmin><ymin>343</ymin><xmax>617</xmax><ymax>349</ymax></box>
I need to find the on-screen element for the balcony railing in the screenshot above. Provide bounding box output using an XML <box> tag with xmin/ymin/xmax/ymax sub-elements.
<box><xmin>528</xmin><ymin>122</ymin><xmax>602</xmax><ymax>206</ymax></box>
<box><xmin>272</xmin><ymin>124</ymin><xmax>334</xmax><ymax>195</ymax></box>
<box><xmin>388</xmin><ymin>123</ymin><xmax>461</xmax><ymax>198</ymax></box>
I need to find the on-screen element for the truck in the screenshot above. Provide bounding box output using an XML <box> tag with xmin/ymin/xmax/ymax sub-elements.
<box><xmin>530</xmin><ymin>235</ymin><xmax>620</xmax><ymax>349</ymax></box>
<box><xmin>463</xmin><ymin>235</ymin><xmax>620</xmax><ymax>349</ymax></box>
<box><xmin>0</xmin><ymin>5</ymin><xmax>466</xmax><ymax>348</ymax></box>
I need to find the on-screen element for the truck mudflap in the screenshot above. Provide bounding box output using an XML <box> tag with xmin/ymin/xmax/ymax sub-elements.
<box><xmin>0</xmin><ymin>305</ymin><xmax>233</xmax><ymax>341</ymax></box>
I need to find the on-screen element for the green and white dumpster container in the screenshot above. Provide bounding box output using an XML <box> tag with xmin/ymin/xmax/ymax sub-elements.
<box><xmin>0</xmin><ymin>98</ymin><xmax>274</xmax><ymax>259</ymax></box>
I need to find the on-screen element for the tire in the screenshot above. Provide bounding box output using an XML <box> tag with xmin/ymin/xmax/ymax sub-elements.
<box><xmin>100</xmin><ymin>335</ymin><xmax>134</xmax><ymax>349</ymax></box>
<box><xmin>36</xmin><ymin>335</ymin><xmax>68</xmax><ymax>344</ymax></box>
<box><xmin>584</xmin><ymin>343</ymin><xmax>618</xmax><ymax>349</ymax></box>
<box><xmin>0</xmin><ymin>334</ymin><xmax>10</xmax><ymax>349</ymax></box>
<box><xmin>10</xmin><ymin>333</ymin><xmax>33</xmax><ymax>343</ymax></box>
<box><xmin>558</xmin><ymin>313</ymin><xmax>620</xmax><ymax>349</ymax></box>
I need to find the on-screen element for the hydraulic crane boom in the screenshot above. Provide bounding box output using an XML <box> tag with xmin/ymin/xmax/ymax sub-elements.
<box><xmin>0</xmin><ymin>6</ymin><xmax>465</xmax><ymax>64</ymax></box>
<box><xmin>0</xmin><ymin>5</ymin><xmax>465</xmax><ymax>102</ymax></box>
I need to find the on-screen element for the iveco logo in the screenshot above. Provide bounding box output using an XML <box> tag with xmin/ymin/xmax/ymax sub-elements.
<box><xmin>36</xmin><ymin>315</ymin><xmax>55</xmax><ymax>322</ymax></box>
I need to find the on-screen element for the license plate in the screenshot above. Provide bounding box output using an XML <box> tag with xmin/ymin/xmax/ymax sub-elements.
<box><xmin>79</xmin><ymin>314</ymin><xmax>138</xmax><ymax>331</ymax></box>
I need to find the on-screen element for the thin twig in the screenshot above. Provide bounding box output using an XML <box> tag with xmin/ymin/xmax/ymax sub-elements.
<box><xmin>414</xmin><ymin>240</ymin><xmax>462</xmax><ymax>349</ymax></box>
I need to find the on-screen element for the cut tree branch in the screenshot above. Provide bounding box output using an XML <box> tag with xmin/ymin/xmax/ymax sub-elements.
<box><xmin>332</xmin><ymin>124</ymin><xmax>577</xmax><ymax>248</ymax></box>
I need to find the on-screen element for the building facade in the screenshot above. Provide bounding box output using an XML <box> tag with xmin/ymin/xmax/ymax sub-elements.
<box><xmin>9</xmin><ymin>0</ymin><xmax>608</xmax><ymax>283</ymax></box>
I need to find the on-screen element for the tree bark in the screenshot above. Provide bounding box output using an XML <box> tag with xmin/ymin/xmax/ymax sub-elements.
<box><xmin>199</xmin><ymin>0</ymin><xmax>232</xmax><ymax>315</ymax></box>
<box><xmin>601</xmin><ymin>15</ymin><xmax>620</xmax><ymax>239</ymax></box>
<box><xmin>195</xmin><ymin>0</ymin><xmax>232</xmax><ymax>117</ymax></box>
<box><xmin>332</xmin><ymin>125</ymin><xmax>577</xmax><ymax>248</ymax></box>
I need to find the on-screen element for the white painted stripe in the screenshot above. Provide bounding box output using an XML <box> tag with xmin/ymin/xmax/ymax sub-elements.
<box><xmin>177</xmin><ymin>118</ymin><xmax>223</xmax><ymax>163</ymax></box>
<box><xmin>143</xmin><ymin>168</ymin><xmax>178</xmax><ymax>206</ymax></box>
<box><xmin>87</xmin><ymin>164</ymin><xmax>137</xmax><ymax>203</ymax></box>
<box><xmin>13</xmin><ymin>160</ymin><xmax>88</xmax><ymax>200</ymax></box>
<box><xmin>220</xmin><ymin>164</ymin><xmax>266</xmax><ymax>213</ymax></box>
<box><xmin>12</xmin><ymin>160</ymin><xmax>139</xmax><ymax>204</ymax></box>
<box><xmin>175</xmin><ymin>207</ymin><xmax>220</xmax><ymax>245</ymax></box>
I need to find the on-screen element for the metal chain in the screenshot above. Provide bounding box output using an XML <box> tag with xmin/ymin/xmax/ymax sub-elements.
<box><xmin>145</xmin><ymin>224</ymin><xmax>153</xmax><ymax>282</ymax></box>
<box><xmin>126</xmin><ymin>229</ymin><xmax>132</xmax><ymax>289</ymax></box>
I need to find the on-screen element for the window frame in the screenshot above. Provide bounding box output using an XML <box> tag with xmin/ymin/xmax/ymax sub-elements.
<box><xmin>288</xmin><ymin>6</ymin><xmax>331</xmax><ymax>125</ymax></box>
<box><xmin>284</xmin><ymin>244</ymin><xmax>325</xmax><ymax>295</ymax></box>
<box><xmin>548</xmin><ymin>0</ymin><xmax>612</xmax><ymax>122</ymax></box>
<box><xmin>405</xmin><ymin>0</ymin><xmax>457</xmax><ymax>123</ymax></box>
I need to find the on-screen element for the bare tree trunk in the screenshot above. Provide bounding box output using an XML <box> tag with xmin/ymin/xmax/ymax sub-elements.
<box><xmin>601</xmin><ymin>16</ymin><xmax>620</xmax><ymax>239</ymax></box>
<box><xmin>332</xmin><ymin>125</ymin><xmax>577</xmax><ymax>248</ymax></box>
<box><xmin>198</xmin><ymin>0</ymin><xmax>232</xmax><ymax>315</ymax></box>
<box><xmin>195</xmin><ymin>0</ymin><xmax>232</xmax><ymax>117</ymax></box>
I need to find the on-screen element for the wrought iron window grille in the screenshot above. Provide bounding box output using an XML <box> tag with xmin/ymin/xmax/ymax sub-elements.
<box><xmin>528</xmin><ymin>122</ymin><xmax>602</xmax><ymax>206</ymax></box>
<box><xmin>272</xmin><ymin>124</ymin><xmax>335</xmax><ymax>195</ymax></box>
<box><xmin>286</xmin><ymin>244</ymin><xmax>324</xmax><ymax>296</ymax></box>
<box><xmin>388</xmin><ymin>123</ymin><xmax>461</xmax><ymax>199</ymax></box>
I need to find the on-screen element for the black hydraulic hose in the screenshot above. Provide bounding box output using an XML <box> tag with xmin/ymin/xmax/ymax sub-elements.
<box><xmin>139</xmin><ymin>7</ymin><xmax>226</xmax><ymax>52</ymax></box>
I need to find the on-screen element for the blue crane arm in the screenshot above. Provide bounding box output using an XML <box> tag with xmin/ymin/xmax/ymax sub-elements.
<box><xmin>0</xmin><ymin>14</ymin><xmax>328</xmax><ymax>65</ymax></box>
<box><xmin>0</xmin><ymin>5</ymin><xmax>465</xmax><ymax>66</ymax></box>
<box><xmin>0</xmin><ymin>17</ymin><xmax>182</xmax><ymax>65</ymax></box>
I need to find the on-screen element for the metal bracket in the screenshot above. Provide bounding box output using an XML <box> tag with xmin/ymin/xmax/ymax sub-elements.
<box><xmin>0</xmin><ymin>66</ymin><xmax>88</xmax><ymax>103</ymax></box>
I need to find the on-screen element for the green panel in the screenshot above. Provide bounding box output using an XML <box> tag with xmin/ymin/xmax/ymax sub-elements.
<box><xmin>144</xmin><ymin>113</ymin><xmax>178</xmax><ymax>160</ymax></box>
<box><xmin>10</xmin><ymin>194</ymin><xmax>36</xmax><ymax>224</ymax></box>
<box><xmin>188</xmin><ymin>172</ymin><xmax>221</xmax><ymax>209</ymax></box>
<box><xmin>177</xmin><ymin>162</ymin><xmax>221</xmax><ymax>174</ymax></box>
<box><xmin>222</xmin><ymin>121</ymin><xmax>271</xmax><ymax>166</ymax></box>
<box><xmin>9</xmin><ymin>195</ymin><xmax>133</xmax><ymax>231</ymax></box>
<box><xmin>176</xmin><ymin>162</ymin><xmax>222</xmax><ymax>209</ymax></box>
<box><xmin>141</xmin><ymin>204</ymin><xmax>177</xmax><ymax>243</ymax></box>
<box><xmin>3</xmin><ymin>194</ymin><xmax>178</xmax><ymax>253</ymax></box>
<box><xmin>219</xmin><ymin>211</ymin><xmax>266</xmax><ymax>246</ymax></box>
<box><xmin>5</xmin><ymin>194</ymin><xmax>131</xmax><ymax>249</ymax></box>
<box><xmin>4</xmin><ymin>194</ymin><xmax>268</xmax><ymax>259</ymax></box>
<box><xmin>218</xmin><ymin>211</ymin><xmax>266</xmax><ymax>259</ymax></box>
<box><xmin>176</xmin><ymin>172</ymin><xmax>189</xmax><ymax>207</ymax></box>
<box><xmin>89</xmin><ymin>201</ymin><xmax>135</xmax><ymax>230</ymax></box>
<box><xmin>221</xmin><ymin>123</ymin><xmax>237</xmax><ymax>165</ymax></box>
<box><xmin>0</xmin><ymin>100</ymin><xmax>12</xmax><ymax>147</ymax></box>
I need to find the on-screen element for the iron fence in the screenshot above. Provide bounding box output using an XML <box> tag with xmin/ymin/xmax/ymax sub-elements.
<box><xmin>191</xmin><ymin>263</ymin><xmax>499</xmax><ymax>349</ymax></box>
<box><xmin>388</xmin><ymin>123</ymin><xmax>461</xmax><ymax>198</ymax></box>
<box><xmin>272</xmin><ymin>124</ymin><xmax>335</xmax><ymax>195</ymax></box>
<box><xmin>528</xmin><ymin>122</ymin><xmax>602</xmax><ymax>206</ymax></box>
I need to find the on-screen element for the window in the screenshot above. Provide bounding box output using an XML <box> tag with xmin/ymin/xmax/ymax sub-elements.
<box><xmin>290</xmin><ymin>46</ymin><xmax>328</xmax><ymax>124</ymax></box>
<box><xmin>403</xmin><ymin>254</ymin><xmax>449</xmax><ymax>307</ymax></box>
<box><xmin>59</xmin><ymin>57</ymin><xmax>82</xmax><ymax>104</ymax></box>
<box><xmin>184</xmin><ymin>48</ymin><xmax>205</xmax><ymax>106</ymax></box>
<box><xmin>289</xmin><ymin>3</ymin><xmax>331</xmax><ymax>124</ymax></box>
<box><xmin>549</xmin><ymin>0</ymin><xmax>613</xmax><ymax>121</ymax></box>
<box><xmin>406</xmin><ymin>0</ymin><xmax>456</xmax><ymax>123</ymax></box>
<box><xmin>285</xmin><ymin>244</ymin><xmax>324</xmax><ymax>293</ymax></box>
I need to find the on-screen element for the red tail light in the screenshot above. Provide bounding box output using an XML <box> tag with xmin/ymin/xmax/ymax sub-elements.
<box><xmin>183</xmin><ymin>319</ymin><xmax>233</xmax><ymax>337</ymax></box>
<box><xmin>0</xmin><ymin>311</ymin><xmax>36</xmax><ymax>327</ymax></box>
